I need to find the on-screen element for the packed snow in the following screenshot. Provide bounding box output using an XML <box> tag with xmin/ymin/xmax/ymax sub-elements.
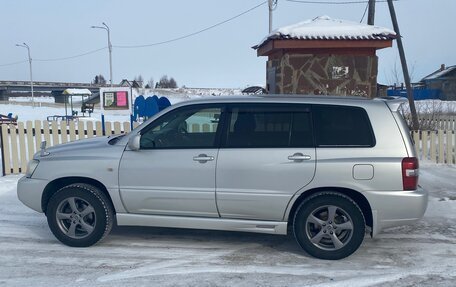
<box><xmin>0</xmin><ymin>163</ymin><xmax>455</xmax><ymax>286</ymax></box>
<box><xmin>255</xmin><ymin>16</ymin><xmax>396</xmax><ymax>48</ymax></box>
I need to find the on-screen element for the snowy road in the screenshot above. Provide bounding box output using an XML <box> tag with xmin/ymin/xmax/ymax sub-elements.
<box><xmin>0</xmin><ymin>164</ymin><xmax>455</xmax><ymax>287</ymax></box>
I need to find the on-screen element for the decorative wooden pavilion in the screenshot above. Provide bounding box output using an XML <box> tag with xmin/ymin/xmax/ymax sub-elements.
<box><xmin>253</xmin><ymin>16</ymin><xmax>396</xmax><ymax>98</ymax></box>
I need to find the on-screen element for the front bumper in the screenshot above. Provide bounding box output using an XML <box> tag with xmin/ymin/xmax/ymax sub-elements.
<box><xmin>365</xmin><ymin>185</ymin><xmax>428</xmax><ymax>237</ymax></box>
<box><xmin>17</xmin><ymin>176</ymin><xmax>50</xmax><ymax>213</ymax></box>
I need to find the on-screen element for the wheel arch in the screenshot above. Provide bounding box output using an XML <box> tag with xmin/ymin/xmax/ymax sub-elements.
<box><xmin>287</xmin><ymin>187</ymin><xmax>373</xmax><ymax>231</ymax></box>
<box><xmin>41</xmin><ymin>177</ymin><xmax>115</xmax><ymax>214</ymax></box>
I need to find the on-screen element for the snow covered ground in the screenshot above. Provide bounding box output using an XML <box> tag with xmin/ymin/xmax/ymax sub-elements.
<box><xmin>0</xmin><ymin>163</ymin><xmax>455</xmax><ymax>287</ymax></box>
<box><xmin>2</xmin><ymin>88</ymin><xmax>242</xmax><ymax>123</ymax></box>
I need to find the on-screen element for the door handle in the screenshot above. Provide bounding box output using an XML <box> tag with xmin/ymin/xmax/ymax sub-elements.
<box><xmin>288</xmin><ymin>153</ymin><xmax>311</xmax><ymax>162</ymax></box>
<box><xmin>193</xmin><ymin>154</ymin><xmax>215</xmax><ymax>163</ymax></box>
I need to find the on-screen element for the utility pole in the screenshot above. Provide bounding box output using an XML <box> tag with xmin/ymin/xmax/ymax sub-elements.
<box><xmin>16</xmin><ymin>43</ymin><xmax>34</xmax><ymax>107</ymax></box>
<box><xmin>387</xmin><ymin>0</ymin><xmax>419</xmax><ymax>130</ymax></box>
<box><xmin>268</xmin><ymin>0</ymin><xmax>278</xmax><ymax>33</ymax></box>
<box><xmin>91</xmin><ymin>22</ymin><xmax>113</xmax><ymax>87</ymax></box>
<box><xmin>368</xmin><ymin>0</ymin><xmax>375</xmax><ymax>25</ymax></box>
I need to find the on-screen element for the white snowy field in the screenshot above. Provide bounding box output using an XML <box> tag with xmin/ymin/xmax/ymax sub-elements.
<box><xmin>0</xmin><ymin>163</ymin><xmax>455</xmax><ymax>287</ymax></box>
<box><xmin>1</xmin><ymin>89</ymin><xmax>241</xmax><ymax>123</ymax></box>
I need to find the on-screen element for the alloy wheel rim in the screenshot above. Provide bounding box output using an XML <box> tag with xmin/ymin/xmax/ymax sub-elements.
<box><xmin>305</xmin><ymin>205</ymin><xmax>354</xmax><ymax>251</ymax></box>
<box><xmin>56</xmin><ymin>197</ymin><xmax>96</xmax><ymax>239</ymax></box>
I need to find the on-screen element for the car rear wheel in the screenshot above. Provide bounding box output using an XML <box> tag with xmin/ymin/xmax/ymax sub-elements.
<box><xmin>293</xmin><ymin>192</ymin><xmax>365</xmax><ymax>260</ymax></box>
<box><xmin>46</xmin><ymin>183</ymin><xmax>114</xmax><ymax>247</ymax></box>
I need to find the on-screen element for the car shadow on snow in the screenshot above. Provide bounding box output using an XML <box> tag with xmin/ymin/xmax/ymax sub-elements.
<box><xmin>108</xmin><ymin>224</ymin><xmax>306</xmax><ymax>256</ymax></box>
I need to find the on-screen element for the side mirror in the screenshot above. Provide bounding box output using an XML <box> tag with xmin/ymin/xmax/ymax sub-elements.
<box><xmin>127</xmin><ymin>134</ymin><xmax>141</xmax><ymax>151</ymax></box>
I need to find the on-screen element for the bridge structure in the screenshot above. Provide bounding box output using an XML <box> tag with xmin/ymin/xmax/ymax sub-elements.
<box><xmin>0</xmin><ymin>80</ymin><xmax>110</xmax><ymax>103</ymax></box>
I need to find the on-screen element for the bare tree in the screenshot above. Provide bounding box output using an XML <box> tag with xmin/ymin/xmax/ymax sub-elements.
<box><xmin>156</xmin><ymin>75</ymin><xmax>178</xmax><ymax>88</ymax></box>
<box><xmin>93</xmin><ymin>74</ymin><xmax>106</xmax><ymax>85</ymax></box>
<box><xmin>386</xmin><ymin>60</ymin><xmax>417</xmax><ymax>87</ymax></box>
<box><xmin>145</xmin><ymin>77</ymin><xmax>154</xmax><ymax>89</ymax></box>
<box><xmin>133</xmin><ymin>75</ymin><xmax>144</xmax><ymax>87</ymax></box>
<box><xmin>169</xmin><ymin>77</ymin><xmax>177</xmax><ymax>88</ymax></box>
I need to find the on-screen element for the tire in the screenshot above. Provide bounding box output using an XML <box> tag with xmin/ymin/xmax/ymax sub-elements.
<box><xmin>293</xmin><ymin>192</ymin><xmax>365</xmax><ymax>260</ymax></box>
<box><xmin>46</xmin><ymin>183</ymin><xmax>114</xmax><ymax>247</ymax></box>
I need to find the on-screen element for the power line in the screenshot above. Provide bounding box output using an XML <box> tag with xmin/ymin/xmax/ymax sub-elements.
<box><xmin>286</xmin><ymin>0</ymin><xmax>398</xmax><ymax>4</ymax></box>
<box><xmin>0</xmin><ymin>2</ymin><xmax>266</xmax><ymax>66</ymax></box>
<box><xmin>0</xmin><ymin>60</ymin><xmax>28</xmax><ymax>67</ymax></box>
<box><xmin>34</xmin><ymin>46</ymin><xmax>107</xmax><ymax>62</ymax></box>
<box><xmin>114</xmin><ymin>1</ymin><xmax>268</xmax><ymax>49</ymax></box>
<box><xmin>360</xmin><ymin>2</ymin><xmax>369</xmax><ymax>22</ymax></box>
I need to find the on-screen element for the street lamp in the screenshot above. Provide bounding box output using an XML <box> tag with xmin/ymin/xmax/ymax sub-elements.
<box><xmin>91</xmin><ymin>22</ymin><xmax>113</xmax><ymax>87</ymax></box>
<box><xmin>16</xmin><ymin>43</ymin><xmax>34</xmax><ymax>107</ymax></box>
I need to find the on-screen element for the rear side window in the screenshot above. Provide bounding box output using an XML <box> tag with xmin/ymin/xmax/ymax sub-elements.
<box><xmin>224</xmin><ymin>104</ymin><xmax>313</xmax><ymax>148</ymax></box>
<box><xmin>313</xmin><ymin>105</ymin><xmax>375</xmax><ymax>147</ymax></box>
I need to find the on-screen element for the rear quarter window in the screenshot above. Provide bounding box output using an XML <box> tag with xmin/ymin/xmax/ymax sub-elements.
<box><xmin>313</xmin><ymin>105</ymin><xmax>375</xmax><ymax>147</ymax></box>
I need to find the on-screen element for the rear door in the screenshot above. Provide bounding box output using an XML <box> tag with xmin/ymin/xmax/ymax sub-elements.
<box><xmin>216</xmin><ymin>104</ymin><xmax>316</xmax><ymax>221</ymax></box>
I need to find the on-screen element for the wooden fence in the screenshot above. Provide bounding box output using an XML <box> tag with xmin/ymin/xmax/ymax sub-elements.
<box><xmin>0</xmin><ymin>120</ymin><xmax>135</xmax><ymax>175</ymax></box>
<box><xmin>412</xmin><ymin>130</ymin><xmax>455</xmax><ymax>164</ymax></box>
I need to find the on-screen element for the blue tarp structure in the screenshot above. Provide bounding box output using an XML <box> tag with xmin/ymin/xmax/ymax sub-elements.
<box><xmin>387</xmin><ymin>89</ymin><xmax>441</xmax><ymax>100</ymax></box>
<box><xmin>157</xmin><ymin>96</ymin><xmax>171</xmax><ymax>111</ymax></box>
<box><xmin>144</xmin><ymin>97</ymin><xmax>159</xmax><ymax>118</ymax></box>
<box><xmin>132</xmin><ymin>95</ymin><xmax>171</xmax><ymax>121</ymax></box>
<box><xmin>133</xmin><ymin>95</ymin><xmax>146</xmax><ymax>121</ymax></box>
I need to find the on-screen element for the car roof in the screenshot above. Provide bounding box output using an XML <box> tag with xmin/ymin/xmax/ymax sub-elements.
<box><xmin>174</xmin><ymin>94</ymin><xmax>388</xmax><ymax>108</ymax></box>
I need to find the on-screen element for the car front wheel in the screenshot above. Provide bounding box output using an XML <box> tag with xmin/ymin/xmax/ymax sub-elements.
<box><xmin>46</xmin><ymin>183</ymin><xmax>114</xmax><ymax>247</ymax></box>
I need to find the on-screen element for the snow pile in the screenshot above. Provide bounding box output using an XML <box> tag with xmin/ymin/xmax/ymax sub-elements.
<box><xmin>9</xmin><ymin>96</ymin><xmax>55</xmax><ymax>104</ymax></box>
<box><xmin>255</xmin><ymin>15</ymin><xmax>396</xmax><ymax>48</ymax></box>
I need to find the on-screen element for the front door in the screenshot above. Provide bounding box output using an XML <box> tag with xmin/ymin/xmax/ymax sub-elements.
<box><xmin>119</xmin><ymin>105</ymin><xmax>223</xmax><ymax>217</ymax></box>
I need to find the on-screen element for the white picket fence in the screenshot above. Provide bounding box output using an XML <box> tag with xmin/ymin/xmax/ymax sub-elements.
<box><xmin>412</xmin><ymin>130</ymin><xmax>455</xmax><ymax>164</ymax></box>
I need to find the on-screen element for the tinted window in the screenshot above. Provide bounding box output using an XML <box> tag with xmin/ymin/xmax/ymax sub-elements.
<box><xmin>313</xmin><ymin>105</ymin><xmax>375</xmax><ymax>147</ymax></box>
<box><xmin>140</xmin><ymin>106</ymin><xmax>222</xmax><ymax>149</ymax></box>
<box><xmin>224</xmin><ymin>105</ymin><xmax>313</xmax><ymax>148</ymax></box>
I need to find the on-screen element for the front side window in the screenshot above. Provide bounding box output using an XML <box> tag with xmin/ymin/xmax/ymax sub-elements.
<box><xmin>313</xmin><ymin>105</ymin><xmax>375</xmax><ymax>147</ymax></box>
<box><xmin>140</xmin><ymin>106</ymin><xmax>222</xmax><ymax>149</ymax></box>
<box><xmin>224</xmin><ymin>105</ymin><xmax>313</xmax><ymax>148</ymax></box>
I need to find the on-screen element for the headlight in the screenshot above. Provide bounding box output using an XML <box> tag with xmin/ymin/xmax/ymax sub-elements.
<box><xmin>25</xmin><ymin>159</ymin><xmax>39</xmax><ymax>178</ymax></box>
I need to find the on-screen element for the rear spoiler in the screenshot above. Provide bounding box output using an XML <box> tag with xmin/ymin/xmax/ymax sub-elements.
<box><xmin>374</xmin><ymin>97</ymin><xmax>408</xmax><ymax>112</ymax></box>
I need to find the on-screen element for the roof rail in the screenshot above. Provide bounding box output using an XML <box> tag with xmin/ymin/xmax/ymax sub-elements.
<box><xmin>374</xmin><ymin>96</ymin><xmax>408</xmax><ymax>112</ymax></box>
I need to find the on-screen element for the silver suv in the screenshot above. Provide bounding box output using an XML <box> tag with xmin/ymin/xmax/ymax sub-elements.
<box><xmin>17</xmin><ymin>95</ymin><xmax>428</xmax><ymax>260</ymax></box>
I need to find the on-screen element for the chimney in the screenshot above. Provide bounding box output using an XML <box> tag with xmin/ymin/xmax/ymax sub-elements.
<box><xmin>441</xmin><ymin>64</ymin><xmax>446</xmax><ymax>71</ymax></box>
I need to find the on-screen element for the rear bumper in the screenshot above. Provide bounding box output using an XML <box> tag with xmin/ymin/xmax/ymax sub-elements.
<box><xmin>17</xmin><ymin>176</ymin><xmax>49</xmax><ymax>213</ymax></box>
<box><xmin>365</xmin><ymin>186</ymin><xmax>428</xmax><ymax>237</ymax></box>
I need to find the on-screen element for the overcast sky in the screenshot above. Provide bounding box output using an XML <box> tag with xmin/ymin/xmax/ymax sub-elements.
<box><xmin>1</xmin><ymin>0</ymin><xmax>454</xmax><ymax>88</ymax></box>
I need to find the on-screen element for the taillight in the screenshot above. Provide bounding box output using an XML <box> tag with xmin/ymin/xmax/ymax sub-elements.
<box><xmin>402</xmin><ymin>157</ymin><xmax>419</xmax><ymax>190</ymax></box>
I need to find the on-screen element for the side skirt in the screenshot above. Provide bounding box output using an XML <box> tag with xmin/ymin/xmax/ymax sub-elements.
<box><xmin>116</xmin><ymin>213</ymin><xmax>288</xmax><ymax>235</ymax></box>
